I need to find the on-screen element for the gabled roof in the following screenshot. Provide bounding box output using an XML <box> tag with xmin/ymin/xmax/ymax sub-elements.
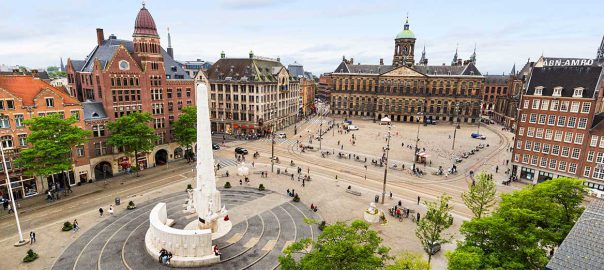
<box><xmin>82</xmin><ymin>100</ymin><xmax>108</xmax><ymax>120</ymax></box>
<box><xmin>0</xmin><ymin>75</ymin><xmax>80</xmax><ymax>105</ymax></box>
<box><xmin>526</xmin><ymin>65</ymin><xmax>602</xmax><ymax>98</ymax></box>
<box><xmin>332</xmin><ymin>61</ymin><xmax>395</xmax><ymax>74</ymax></box>
<box><xmin>546</xmin><ymin>199</ymin><xmax>604</xmax><ymax>270</ymax></box>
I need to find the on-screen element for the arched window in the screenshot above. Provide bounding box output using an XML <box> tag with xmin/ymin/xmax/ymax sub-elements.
<box><xmin>1</xmin><ymin>135</ymin><xmax>13</xmax><ymax>148</ymax></box>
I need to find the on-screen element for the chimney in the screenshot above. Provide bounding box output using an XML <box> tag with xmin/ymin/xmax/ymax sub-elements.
<box><xmin>350</xmin><ymin>58</ymin><xmax>354</xmax><ymax>64</ymax></box>
<box><xmin>96</xmin><ymin>28</ymin><xmax>104</xmax><ymax>46</ymax></box>
<box><xmin>31</xmin><ymin>69</ymin><xmax>38</xmax><ymax>78</ymax></box>
<box><xmin>379</xmin><ymin>58</ymin><xmax>384</xmax><ymax>65</ymax></box>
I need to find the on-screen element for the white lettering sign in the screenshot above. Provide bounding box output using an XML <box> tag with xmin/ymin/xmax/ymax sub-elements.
<box><xmin>544</xmin><ymin>58</ymin><xmax>594</xmax><ymax>67</ymax></box>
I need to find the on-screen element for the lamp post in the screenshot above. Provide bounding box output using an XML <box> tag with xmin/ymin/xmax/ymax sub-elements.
<box><xmin>381</xmin><ymin>123</ymin><xmax>391</xmax><ymax>205</ymax></box>
<box><xmin>319</xmin><ymin>122</ymin><xmax>323</xmax><ymax>150</ymax></box>
<box><xmin>452</xmin><ymin>103</ymin><xmax>460</xmax><ymax>150</ymax></box>
<box><xmin>414</xmin><ymin>112</ymin><xmax>423</xmax><ymax>166</ymax></box>
<box><xmin>0</xmin><ymin>141</ymin><xmax>27</xmax><ymax>246</ymax></box>
<box><xmin>270</xmin><ymin>105</ymin><xmax>276</xmax><ymax>173</ymax></box>
<box><xmin>364</xmin><ymin>165</ymin><xmax>368</xmax><ymax>180</ymax></box>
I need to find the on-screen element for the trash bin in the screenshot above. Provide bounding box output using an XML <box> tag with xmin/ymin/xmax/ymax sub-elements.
<box><xmin>115</xmin><ymin>197</ymin><xmax>121</xmax><ymax>206</ymax></box>
<box><xmin>374</xmin><ymin>195</ymin><xmax>379</xmax><ymax>203</ymax></box>
<box><xmin>277</xmin><ymin>168</ymin><xmax>281</xmax><ymax>174</ymax></box>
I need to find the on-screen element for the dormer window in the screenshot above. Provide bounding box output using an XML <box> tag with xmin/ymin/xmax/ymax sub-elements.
<box><xmin>573</xmin><ymin>87</ymin><xmax>584</xmax><ymax>98</ymax></box>
<box><xmin>553</xmin><ymin>86</ymin><xmax>563</xmax><ymax>97</ymax></box>
<box><xmin>534</xmin><ymin>86</ymin><xmax>544</xmax><ymax>96</ymax></box>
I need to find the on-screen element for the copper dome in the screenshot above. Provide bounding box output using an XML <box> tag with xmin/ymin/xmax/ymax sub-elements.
<box><xmin>133</xmin><ymin>5</ymin><xmax>158</xmax><ymax>37</ymax></box>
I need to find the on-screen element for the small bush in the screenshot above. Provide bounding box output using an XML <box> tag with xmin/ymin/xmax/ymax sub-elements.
<box><xmin>293</xmin><ymin>194</ymin><xmax>300</xmax><ymax>202</ymax></box>
<box><xmin>318</xmin><ymin>221</ymin><xmax>327</xmax><ymax>231</ymax></box>
<box><xmin>62</xmin><ymin>221</ymin><xmax>73</xmax><ymax>231</ymax></box>
<box><xmin>258</xmin><ymin>184</ymin><xmax>265</xmax><ymax>191</ymax></box>
<box><xmin>224</xmin><ymin>182</ymin><xmax>232</xmax><ymax>188</ymax></box>
<box><xmin>186</xmin><ymin>184</ymin><xmax>193</xmax><ymax>190</ymax></box>
<box><xmin>23</xmin><ymin>249</ymin><xmax>38</xmax><ymax>263</ymax></box>
<box><xmin>127</xmin><ymin>201</ymin><xmax>136</xmax><ymax>210</ymax></box>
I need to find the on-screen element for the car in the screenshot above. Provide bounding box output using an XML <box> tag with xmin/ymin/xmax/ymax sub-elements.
<box><xmin>212</xmin><ymin>143</ymin><xmax>220</xmax><ymax>150</ymax></box>
<box><xmin>425</xmin><ymin>241</ymin><xmax>442</xmax><ymax>255</ymax></box>
<box><xmin>235</xmin><ymin>147</ymin><xmax>248</xmax><ymax>155</ymax></box>
<box><xmin>347</xmin><ymin>125</ymin><xmax>359</xmax><ymax>131</ymax></box>
<box><xmin>277</xmin><ymin>132</ymin><xmax>287</xmax><ymax>139</ymax></box>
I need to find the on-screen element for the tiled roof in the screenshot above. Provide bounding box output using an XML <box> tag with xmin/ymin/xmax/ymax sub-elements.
<box><xmin>546</xmin><ymin>199</ymin><xmax>604</xmax><ymax>270</ymax></box>
<box><xmin>0</xmin><ymin>75</ymin><xmax>80</xmax><ymax>105</ymax></box>
<box><xmin>71</xmin><ymin>60</ymin><xmax>85</xmax><ymax>72</ymax></box>
<box><xmin>526</xmin><ymin>66</ymin><xmax>602</xmax><ymax>98</ymax></box>
<box><xmin>207</xmin><ymin>58</ymin><xmax>290</xmax><ymax>82</ymax></box>
<box><xmin>160</xmin><ymin>48</ymin><xmax>190</xmax><ymax>80</ymax></box>
<box><xmin>485</xmin><ymin>75</ymin><xmax>510</xmax><ymax>84</ymax></box>
<box><xmin>288</xmin><ymin>64</ymin><xmax>305</xmax><ymax>77</ymax></box>
<box><xmin>332</xmin><ymin>61</ymin><xmax>482</xmax><ymax>76</ymax></box>
<box><xmin>82</xmin><ymin>100</ymin><xmax>108</xmax><ymax>120</ymax></box>
<box><xmin>133</xmin><ymin>6</ymin><xmax>158</xmax><ymax>37</ymax></box>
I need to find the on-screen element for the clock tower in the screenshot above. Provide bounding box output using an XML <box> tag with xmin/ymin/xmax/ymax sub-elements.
<box><xmin>392</xmin><ymin>17</ymin><xmax>416</xmax><ymax>68</ymax></box>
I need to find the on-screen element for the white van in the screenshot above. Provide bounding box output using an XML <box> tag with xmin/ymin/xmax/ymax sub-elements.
<box><xmin>347</xmin><ymin>125</ymin><xmax>359</xmax><ymax>131</ymax></box>
<box><xmin>277</xmin><ymin>132</ymin><xmax>287</xmax><ymax>138</ymax></box>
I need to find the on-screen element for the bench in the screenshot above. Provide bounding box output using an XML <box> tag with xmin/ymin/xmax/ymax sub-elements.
<box><xmin>346</xmin><ymin>189</ymin><xmax>362</xmax><ymax>196</ymax></box>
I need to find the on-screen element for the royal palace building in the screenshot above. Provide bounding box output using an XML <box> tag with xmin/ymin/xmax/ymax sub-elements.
<box><xmin>204</xmin><ymin>52</ymin><xmax>300</xmax><ymax>136</ymax></box>
<box><xmin>330</xmin><ymin>18</ymin><xmax>484</xmax><ymax>124</ymax></box>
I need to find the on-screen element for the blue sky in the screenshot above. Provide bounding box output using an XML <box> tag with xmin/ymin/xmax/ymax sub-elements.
<box><xmin>1</xmin><ymin>0</ymin><xmax>602</xmax><ymax>75</ymax></box>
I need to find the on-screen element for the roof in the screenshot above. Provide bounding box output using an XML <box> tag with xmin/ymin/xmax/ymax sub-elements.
<box><xmin>161</xmin><ymin>48</ymin><xmax>190</xmax><ymax>79</ymax></box>
<box><xmin>333</xmin><ymin>61</ymin><xmax>482</xmax><ymax>76</ymax></box>
<box><xmin>207</xmin><ymin>58</ymin><xmax>291</xmax><ymax>82</ymax></box>
<box><xmin>526</xmin><ymin>65</ymin><xmax>602</xmax><ymax>98</ymax></box>
<box><xmin>82</xmin><ymin>101</ymin><xmax>108</xmax><ymax>120</ymax></box>
<box><xmin>0</xmin><ymin>75</ymin><xmax>80</xmax><ymax>105</ymax></box>
<box><xmin>485</xmin><ymin>75</ymin><xmax>510</xmax><ymax>84</ymax></box>
<box><xmin>133</xmin><ymin>6</ymin><xmax>158</xmax><ymax>36</ymax></box>
<box><xmin>71</xmin><ymin>60</ymin><xmax>85</xmax><ymax>72</ymax></box>
<box><xmin>591</xmin><ymin>112</ymin><xmax>604</xmax><ymax>129</ymax></box>
<box><xmin>396</xmin><ymin>19</ymin><xmax>415</xmax><ymax>39</ymax></box>
<box><xmin>288</xmin><ymin>63</ymin><xmax>305</xmax><ymax>77</ymax></box>
<box><xmin>546</xmin><ymin>199</ymin><xmax>604</xmax><ymax>270</ymax></box>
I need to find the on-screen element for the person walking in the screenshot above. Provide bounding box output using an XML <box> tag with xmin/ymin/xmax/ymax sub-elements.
<box><xmin>389</xmin><ymin>192</ymin><xmax>393</xmax><ymax>199</ymax></box>
<box><xmin>496</xmin><ymin>165</ymin><xmax>499</xmax><ymax>173</ymax></box>
<box><xmin>416</xmin><ymin>212</ymin><xmax>421</xmax><ymax>222</ymax></box>
<box><xmin>29</xmin><ymin>231</ymin><xmax>36</xmax><ymax>244</ymax></box>
<box><xmin>108</xmin><ymin>205</ymin><xmax>114</xmax><ymax>216</ymax></box>
<box><xmin>417</xmin><ymin>196</ymin><xmax>421</xmax><ymax>205</ymax></box>
<box><xmin>73</xmin><ymin>219</ymin><xmax>79</xmax><ymax>233</ymax></box>
<box><xmin>99</xmin><ymin>207</ymin><xmax>104</xmax><ymax>217</ymax></box>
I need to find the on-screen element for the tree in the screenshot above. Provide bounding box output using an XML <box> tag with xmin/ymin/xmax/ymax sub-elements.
<box><xmin>16</xmin><ymin>114</ymin><xmax>90</xmax><ymax>191</ymax></box>
<box><xmin>107</xmin><ymin>112</ymin><xmax>158</xmax><ymax>176</ymax></box>
<box><xmin>447</xmin><ymin>177</ymin><xmax>586</xmax><ymax>270</ymax></box>
<box><xmin>415</xmin><ymin>194</ymin><xmax>454</xmax><ymax>263</ymax></box>
<box><xmin>279</xmin><ymin>220</ymin><xmax>391</xmax><ymax>270</ymax></box>
<box><xmin>386</xmin><ymin>251</ymin><xmax>431</xmax><ymax>270</ymax></box>
<box><xmin>461</xmin><ymin>172</ymin><xmax>497</xmax><ymax>218</ymax></box>
<box><xmin>172</xmin><ymin>106</ymin><xmax>196</xmax><ymax>153</ymax></box>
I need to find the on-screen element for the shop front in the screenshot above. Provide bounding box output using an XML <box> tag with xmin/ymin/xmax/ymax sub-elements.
<box><xmin>0</xmin><ymin>175</ymin><xmax>38</xmax><ymax>200</ymax></box>
<box><xmin>137</xmin><ymin>153</ymin><xmax>148</xmax><ymax>171</ymax></box>
<box><xmin>520</xmin><ymin>167</ymin><xmax>535</xmax><ymax>182</ymax></box>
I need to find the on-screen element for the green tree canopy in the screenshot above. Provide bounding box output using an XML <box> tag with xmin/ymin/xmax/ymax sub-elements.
<box><xmin>461</xmin><ymin>172</ymin><xmax>497</xmax><ymax>218</ymax></box>
<box><xmin>415</xmin><ymin>194</ymin><xmax>454</xmax><ymax>263</ymax></box>
<box><xmin>447</xmin><ymin>177</ymin><xmax>586</xmax><ymax>270</ymax></box>
<box><xmin>16</xmin><ymin>114</ymin><xmax>90</xmax><ymax>188</ymax></box>
<box><xmin>386</xmin><ymin>251</ymin><xmax>431</xmax><ymax>270</ymax></box>
<box><xmin>279</xmin><ymin>220</ymin><xmax>391</xmax><ymax>270</ymax></box>
<box><xmin>172</xmin><ymin>106</ymin><xmax>196</xmax><ymax>150</ymax></box>
<box><xmin>107</xmin><ymin>112</ymin><xmax>158</xmax><ymax>176</ymax></box>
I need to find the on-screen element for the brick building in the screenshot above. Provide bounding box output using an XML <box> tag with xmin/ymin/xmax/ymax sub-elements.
<box><xmin>512</xmin><ymin>57</ymin><xmax>604</xmax><ymax>193</ymax></box>
<box><xmin>482</xmin><ymin>74</ymin><xmax>510</xmax><ymax>115</ymax></box>
<box><xmin>66</xmin><ymin>4</ymin><xmax>194</xmax><ymax>180</ymax></box>
<box><xmin>0</xmin><ymin>75</ymin><xmax>87</xmax><ymax>199</ymax></box>
<box><xmin>317</xmin><ymin>73</ymin><xmax>332</xmax><ymax>102</ymax></box>
<box><xmin>492</xmin><ymin>61</ymin><xmax>533</xmax><ymax>130</ymax></box>
<box><xmin>330</xmin><ymin>18</ymin><xmax>484</xmax><ymax>124</ymax></box>
<box><xmin>288</xmin><ymin>63</ymin><xmax>316</xmax><ymax>117</ymax></box>
<box><xmin>204</xmin><ymin>52</ymin><xmax>300</xmax><ymax>136</ymax></box>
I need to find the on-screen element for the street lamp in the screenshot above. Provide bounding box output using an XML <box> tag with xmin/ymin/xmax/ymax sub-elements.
<box><xmin>364</xmin><ymin>165</ymin><xmax>368</xmax><ymax>180</ymax></box>
<box><xmin>413</xmin><ymin>112</ymin><xmax>423</xmax><ymax>167</ymax></box>
<box><xmin>380</xmin><ymin>123</ymin><xmax>392</xmax><ymax>205</ymax></box>
<box><xmin>319</xmin><ymin>122</ymin><xmax>323</xmax><ymax>150</ymax></box>
<box><xmin>0</xmin><ymin>139</ymin><xmax>27</xmax><ymax>246</ymax></box>
<box><xmin>270</xmin><ymin>105</ymin><xmax>276</xmax><ymax>173</ymax></box>
<box><xmin>452</xmin><ymin>103</ymin><xmax>460</xmax><ymax>150</ymax></box>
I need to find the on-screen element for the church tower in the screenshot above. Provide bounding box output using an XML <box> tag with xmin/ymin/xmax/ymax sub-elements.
<box><xmin>132</xmin><ymin>3</ymin><xmax>163</xmax><ymax>70</ymax></box>
<box><xmin>596</xmin><ymin>35</ymin><xmax>604</xmax><ymax>63</ymax></box>
<box><xmin>392</xmin><ymin>16</ymin><xmax>416</xmax><ymax>68</ymax></box>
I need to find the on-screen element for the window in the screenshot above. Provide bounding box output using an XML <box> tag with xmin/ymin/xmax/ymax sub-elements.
<box><xmin>6</xmin><ymin>100</ymin><xmax>14</xmax><ymax>110</ymax></box>
<box><xmin>547</xmin><ymin>115</ymin><xmax>556</xmax><ymax>125</ymax></box>
<box><xmin>532</xmin><ymin>99</ymin><xmax>540</xmax><ymax>109</ymax></box>
<box><xmin>554</xmin><ymin>130</ymin><xmax>563</xmax><ymax>141</ymax></box>
<box><xmin>600</xmin><ymin>137</ymin><xmax>604</xmax><ymax>148</ymax></box>
<box><xmin>571</xmin><ymin>148</ymin><xmax>581</xmax><ymax>159</ymax></box>
<box><xmin>529</xmin><ymin>113</ymin><xmax>537</xmax><ymax>123</ymax></box>
<box><xmin>94</xmin><ymin>142</ymin><xmax>107</xmax><ymax>156</ymax></box>
<box><xmin>523</xmin><ymin>100</ymin><xmax>529</xmax><ymax>109</ymax></box>
<box><xmin>535</xmin><ymin>87</ymin><xmax>543</xmax><ymax>96</ymax></box>
<box><xmin>18</xmin><ymin>134</ymin><xmax>26</xmax><ymax>146</ymax></box>
<box><xmin>14</xmin><ymin>114</ymin><xmax>24</xmax><ymax>127</ymax></box>
<box><xmin>553</xmin><ymin>87</ymin><xmax>562</xmax><ymax>97</ymax></box>
<box><xmin>597</xmin><ymin>152</ymin><xmax>604</xmax><ymax>163</ymax></box>
<box><xmin>538</xmin><ymin>114</ymin><xmax>546</xmax><ymax>124</ymax></box>
<box><xmin>549</xmin><ymin>159</ymin><xmax>558</xmax><ymax>169</ymax></box>
<box><xmin>527</xmin><ymin>127</ymin><xmax>535</xmax><ymax>137</ymax></box>
<box><xmin>560</xmin><ymin>101</ymin><xmax>569</xmax><ymax>111</ymax></box>
<box><xmin>595</xmin><ymin>167</ymin><xmax>604</xmax><ymax>180</ymax></box>
<box><xmin>564</xmin><ymin>132</ymin><xmax>573</xmax><ymax>143</ymax></box>
<box><xmin>525</xmin><ymin>141</ymin><xmax>532</xmax><ymax>150</ymax></box>
<box><xmin>536</xmin><ymin>128</ymin><xmax>544</xmax><ymax>138</ymax></box>
<box><xmin>0</xmin><ymin>100</ymin><xmax>5</xmax><ymax>110</ymax></box>
<box><xmin>186</xmin><ymin>88</ymin><xmax>191</xmax><ymax>97</ymax></box>
<box><xmin>0</xmin><ymin>115</ymin><xmax>9</xmax><ymax>129</ymax></box>
<box><xmin>550</xmin><ymin>100</ymin><xmax>559</xmax><ymax>111</ymax></box>
<box><xmin>559</xmin><ymin>161</ymin><xmax>567</xmax><ymax>171</ymax></box>
<box><xmin>557</xmin><ymin>116</ymin><xmax>566</xmax><ymax>127</ymax></box>
<box><xmin>46</xmin><ymin>98</ymin><xmax>54</xmax><ymax>107</ymax></box>
<box><xmin>518</xmin><ymin>127</ymin><xmax>524</xmax><ymax>136</ymax></box>
<box><xmin>543</xmin><ymin>144</ymin><xmax>550</xmax><ymax>154</ymax></box>
<box><xmin>552</xmin><ymin>145</ymin><xmax>560</xmax><ymax>155</ymax></box>
<box><xmin>76</xmin><ymin>145</ymin><xmax>85</xmax><ymax>157</ymax></box>
<box><xmin>545</xmin><ymin>129</ymin><xmax>553</xmax><ymax>140</ymax></box>
<box><xmin>1</xmin><ymin>135</ymin><xmax>13</xmax><ymax>148</ymax></box>
<box><xmin>569</xmin><ymin>163</ymin><xmax>577</xmax><ymax>174</ymax></box>
<box><xmin>531</xmin><ymin>155</ymin><xmax>538</xmax><ymax>165</ymax></box>
<box><xmin>541</xmin><ymin>100</ymin><xmax>549</xmax><ymax>110</ymax></box>
<box><xmin>533</xmin><ymin>142</ymin><xmax>541</xmax><ymax>152</ymax></box>
<box><xmin>570</xmin><ymin>101</ymin><xmax>580</xmax><ymax>112</ymax></box>
<box><xmin>584</xmin><ymin>166</ymin><xmax>592</xmax><ymax>177</ymax></box>
<box><xmin>573</xmin><ymin>87</ymin><xmax>584</xmax><ymax>97</ymax></box>
<box><xmin>522</xmin><ymin>154</ymin><xmax>529</xmax><ymax>164</ymax></box>
<box><xmin>578</xmin><ymin>118</ymin><xmax>588</xmax><ymax>129</ymax></box>
<box><xmin>516</xmin><ymin>140</ymin><xmax>523</xmax><ymax>149</ymax></box>
<box><xmin>540</xmin><ymin>157</ymin><xmax>548</xmax><ymax>168</ymax></box>
<box><xmin>92</xmin><ymin>125</ymin><xmax>105</xmax><ymax>137</ymax></box>
<box><xmin>152</xmin><ymin>104</ymin><xmax>164</xmax><ymax>115</ymax></box>
<box><xmin>582</xmin><ymin>102</ymin><xmax>591</xmax><ymax>113</ymax></box>
<box><xmin>514</xmin><ymin>154</ymin><xmax>520</xmax><ymax>162</ymax></box>
<box><xmin>521</xmin><ymin>114</ymin><xmax>527</xmax><ymax>122</ymax></box>
<box><xmin>567</xmin><ymin>116</ymin><xmax>576</xmax><ymax>128</ymax></box>
<box><xmin>588</xmin><ymin>151</ymin><xmax>595</xmax><ymax>162</ymax></box>
<box><xmin>592</xmin><ymin>136</ymin><xmax>599</xmax><ymax>147</ymax></box>
<box><xmin>71</xmin><ymin>110</ymin><xmax>80</xmax><ymax>121</ymax></box>
<box><xmin>561</xmin><ymin>146</ymin><xmax>570</xmax><ymax>157</ymax></box>
<box><xmin>574</xmin><ymin>134</ymin><xmax>584</xmax><ymax>144</ymax></box>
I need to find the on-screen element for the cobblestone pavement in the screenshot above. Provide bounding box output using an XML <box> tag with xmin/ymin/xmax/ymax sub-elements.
<box><xmin>51</xmin><ymin>187</ymin><xmax>319</xmax><ymax>270</ymax></box>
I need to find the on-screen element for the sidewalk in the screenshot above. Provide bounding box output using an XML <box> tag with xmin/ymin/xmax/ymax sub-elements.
<box><xmin>0</xmin><ymin>160</ymin><xmax>194</xmax><ymax>220</ymax></box>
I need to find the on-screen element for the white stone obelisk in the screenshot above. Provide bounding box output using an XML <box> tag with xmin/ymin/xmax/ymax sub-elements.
<box><xmin>193</xmin><ymin>82</ymin><xmax>226</xmax><ymax>231</ymax></box>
